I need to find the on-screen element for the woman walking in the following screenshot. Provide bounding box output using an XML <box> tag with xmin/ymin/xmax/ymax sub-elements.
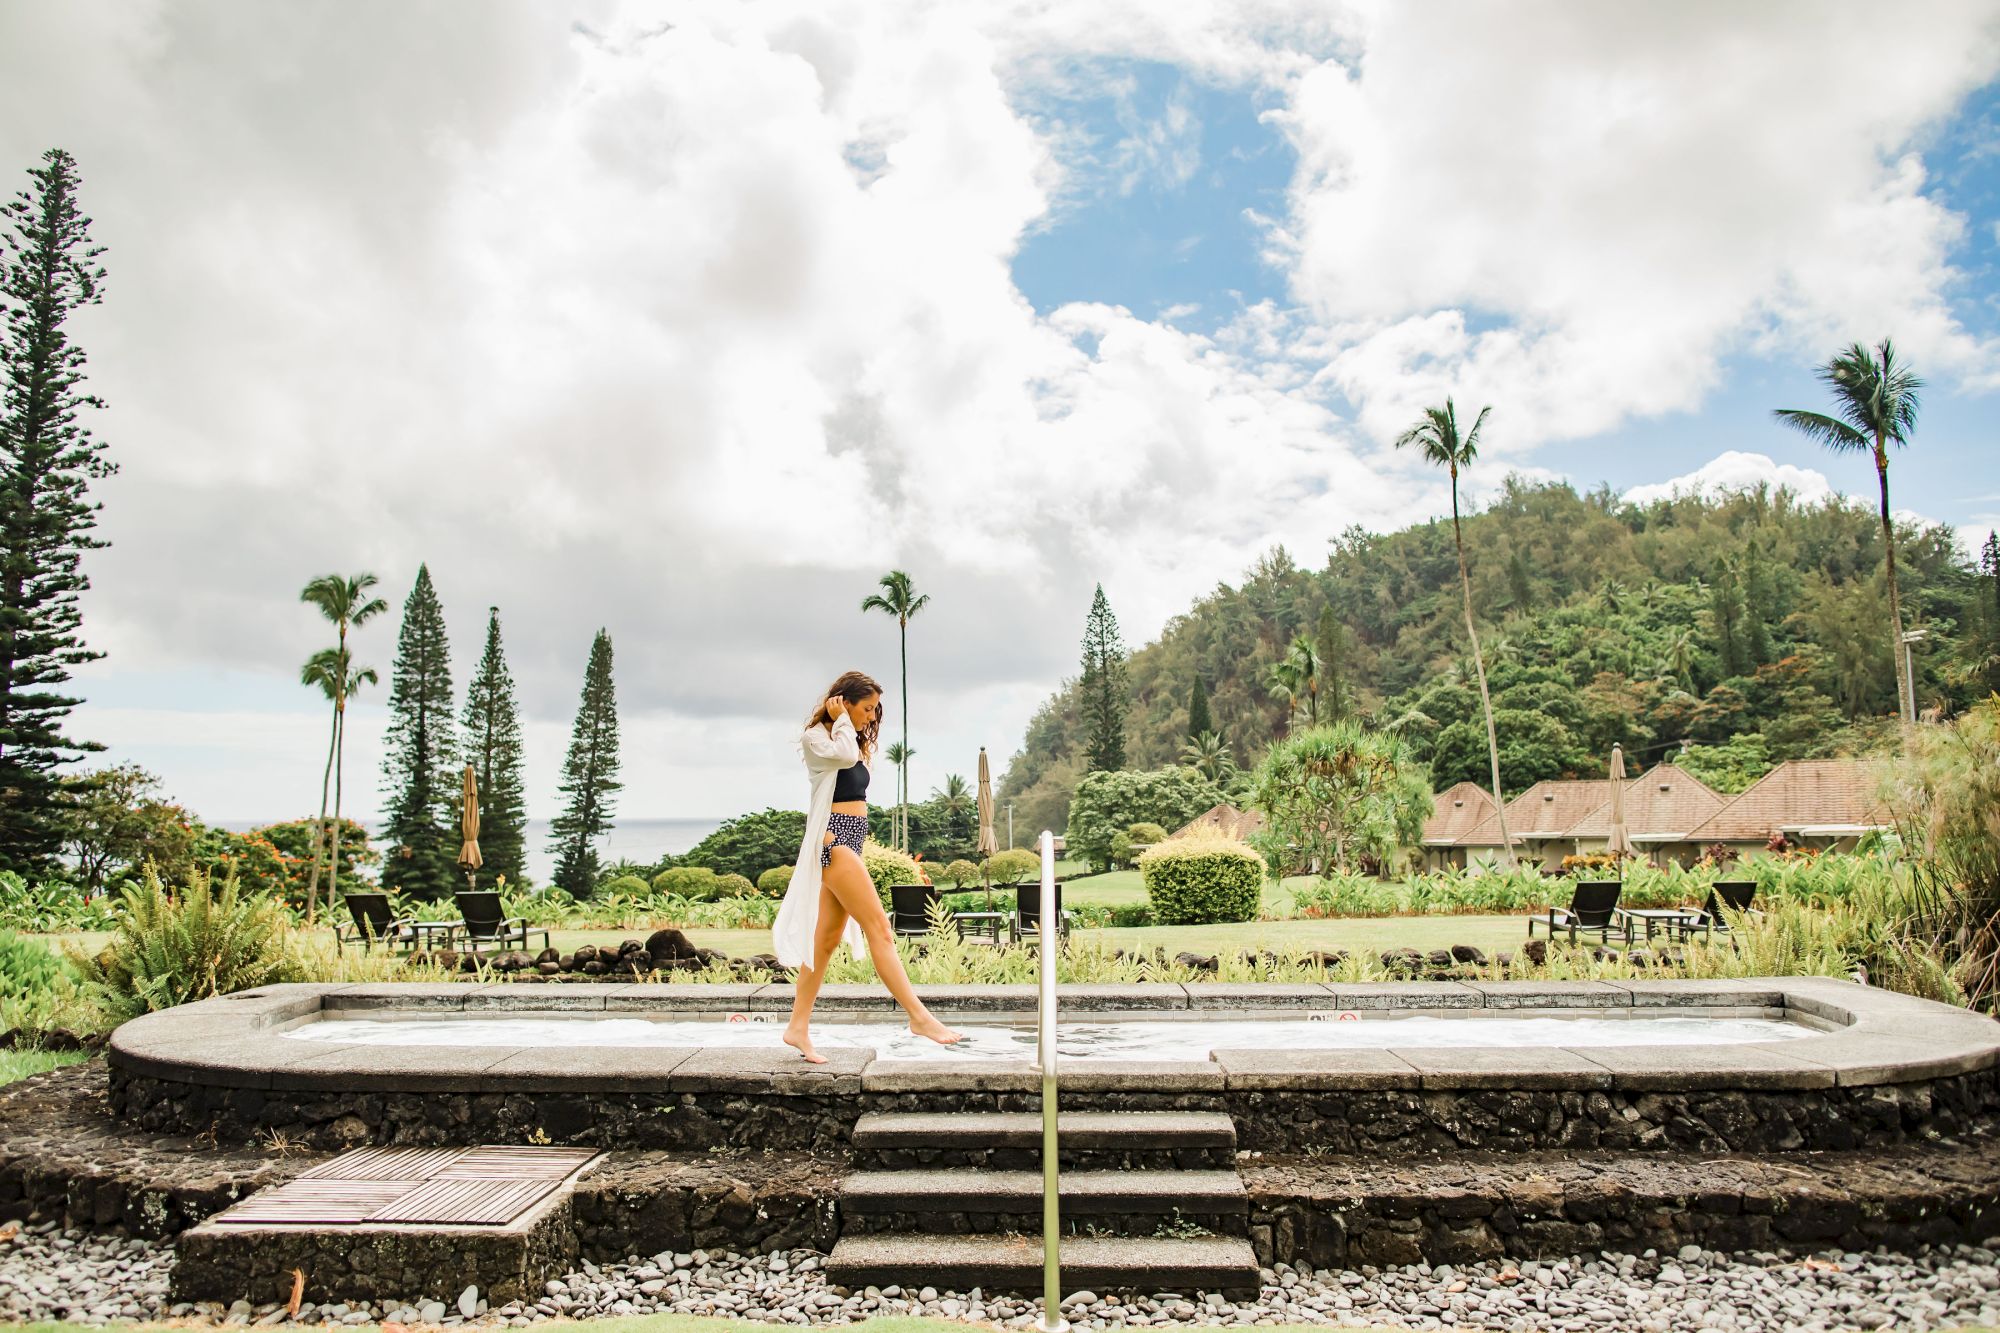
<box><xmin>776</xmin><ymin>670</ymin><xmax>962</xmax><ymax>1062</ymax></box>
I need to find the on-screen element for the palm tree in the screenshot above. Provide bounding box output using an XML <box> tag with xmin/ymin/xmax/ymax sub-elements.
<box><xmin>299</xmin><ymin>573</ymin><xmax>388</xmax><ymax>921</ymax></box>
<box><xmin>300</xmin><ymin>647</ymin><xmax>378</xmax><ymax>921</ymax></box>
<box><xmin>935</xmin><ymin>773</ymin><xmax>973</xmax><ymax>848</ymax></box>
<box><xmin>1664</xmin><ymin>628</ymin><xmax>1698</xmax><ymax>690</ymax></box>
<box><xmin>1395</xmin><ymin>399</ymin><xmax>1516</xmax><ymax>864</ymax></box>
<box><xmin>1264</xmin><ymin>634</ymin><xmax>1321</xmax><ymax>732</ymax></box>
<box><xmin>883</xmin><ymin>741</ymin><xmax>914</xmax><ymax>848</ymax></box>
<box><xmin>861</xmin><ymin>571</ymin><xmax>930</xmax><ymax>850</ymax></box>
<box><xmin>1774</xmin><ymin>339</ymin><xmax>1924</xmax><ymax>723</ymax></box>
<box><xmin>1179</xmin><ymin>730</ymin><xmax>1233</xmax><ymax>782</ymax></box>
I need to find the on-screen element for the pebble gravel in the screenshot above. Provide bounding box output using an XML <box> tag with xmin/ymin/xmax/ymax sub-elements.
<box><xmin>4</xmin><ymin>1219</ymin><xmax>2000</xmax><ymax>1330</ymax></box>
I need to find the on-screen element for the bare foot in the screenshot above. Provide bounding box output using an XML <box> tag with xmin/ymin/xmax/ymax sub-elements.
<box><xmin>783</xmin><ymin>1026</ymin><xmax>827</xmax><ymax>1064</ymax></box>
<box><xmin>909</xmin><ymin>1014</ymin><xmax>964</xmax><ymax>1046</ymax></box>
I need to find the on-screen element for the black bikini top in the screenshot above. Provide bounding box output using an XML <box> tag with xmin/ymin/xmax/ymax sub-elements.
<box><xmin>831</xmin><ymin>757</ymin><xmax>869</xmax><ymax>802</ymax></box>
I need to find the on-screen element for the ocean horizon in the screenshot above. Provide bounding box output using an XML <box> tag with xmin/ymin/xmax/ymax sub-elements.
<box><xmin>219</xmin><ymin>816</ymin><xmax>729</xmax><ymax>889</ymax></box>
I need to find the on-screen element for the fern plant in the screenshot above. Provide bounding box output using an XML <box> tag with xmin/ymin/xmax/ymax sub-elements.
<box><xmin>70</xmin><ymin>869</ymin><xmax>299</xmax><ymax>1022</ymax></box>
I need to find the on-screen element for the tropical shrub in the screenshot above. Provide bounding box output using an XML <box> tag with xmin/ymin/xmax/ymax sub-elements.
<box><xmin>0</xmin><ymin>932</ymin><xmax>99</xmax><ymax>1047</ymax></box>
<box><xmin>1253</xmin><ymin>723</ymin><xmax>1432</xmax><ymax>875</ymax></box>
<box><xmin>600</xmin><ymin>874</ymin><xmax>651</xmax><ymax>898</ymax></box>
<box><xmin>71</xmin><ymin>871</ymin><xmax>299</xmax><ymax>1021</ymax></box>
<box><xmin>652</xmin><ymin>867</ymin><xmax>723</xmax><ymax>901</ymax></box>
<box><xmin>862</xmin><ymin>840</ymin><xmax>923</xmax><ymax>890</ymax></box>
<box><xmin>715</xmin><ymin>873</ymin><xmax>756</xmax><ymax>899</ymax></box>
<box><xmin>757</xmin><ymin>866</ymin><xmax>794</xmax><ymax>896</ymax></box>
<box><xmin>680</xmin><ymin>809</ymin><xmax>808</xmax><ymax>882</ymax></box>
<box><xmin>1126</xmin><ymin>822</ymin><xmax>1169</xmax><ymax>847</ymax></box>
<box><xmin>0</xmin><ymin>871</ymin><xmax>118</xmax><ymax>932</ymax></box>
<box><xmin>982</xmin><ymin>848</ymin><xmax>1040</xmax><ymax>884</ymax></box>
<box><xmin>1066</xmin><ymin>767</ymin><xmax>1225</xmax><ymax>873</ymax></box>
<box><xmin>1139</xmin><ymin>834</ymin><xmax>1264</xmax><ymax>925</ymax></box>
<box><xmin>940</xmin><ymin>859</ymin><xmax>981</xmax><ymax>889</ymax></box>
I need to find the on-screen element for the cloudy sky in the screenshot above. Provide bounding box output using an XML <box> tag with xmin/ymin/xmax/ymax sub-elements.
<box><xmin>3</xmin><ymin>1</ymin><xmax>1998</xmax><ymax>846</ymax></box>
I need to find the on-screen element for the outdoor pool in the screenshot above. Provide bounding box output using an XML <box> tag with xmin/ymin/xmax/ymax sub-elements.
<box><xmin>284</xmin><ymin>1012</ymin><xmax>1812</xmax><ymax>1061</ymax></box>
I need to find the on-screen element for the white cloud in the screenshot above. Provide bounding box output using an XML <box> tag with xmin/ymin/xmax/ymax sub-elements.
<box><xmin>1623</xmin><ymin>451</ymin><xmax>1837</xmax><ymax>506</ymax></box>
<box><xmin>3</xmin><ymin>0</ymin><xmax>1997</xmax><ymax>829</ymax></box>
<box><xmin>1272</xmin><ymin>2</ymin><xmax>2000</xmax><ymax>451</ymax></box>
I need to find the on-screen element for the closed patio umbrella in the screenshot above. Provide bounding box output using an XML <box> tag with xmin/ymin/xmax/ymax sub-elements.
<box><xmin>976</xmin><ymin>747</ymin><xmax>999</xmax><ymax>910</ymax></box>
<box><xmin>1606</xmin><ymin>743</ymin><xmax>1633</xmax><ymax>869</ymax></box>
<box><xmin>457</xmin><ymin>763</ymin><xmax>482</xmax><ymax>889</ymax></box>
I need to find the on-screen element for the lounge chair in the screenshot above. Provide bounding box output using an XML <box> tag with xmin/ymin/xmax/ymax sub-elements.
<box><xmin>1527</xmin><ymin>880</ymin><xmax>1628</xmax><ymax>946</ymax></box>
<box><xmin>1671</xmin><ymin>880</ymin><xmax>1758</xmax><ymax>942</ymax></box>
<box><xmin>452</xmin><ymin>890</ymin><xmax>550</xmax><ymax>955</ymax></box>
<box><xmin>1011</xmin><ymin>878</ymin><xmax>1073</xmax><ymax>945</ymax></box>
<box><xmin>889</xmin><ymin>883</ymin><xmax>943</xmax><ymax>938</ymax></box>
<box><xmin>334</xmin><ymin>891</ymin><xmax>420</xmax><ymax>954</ymax></box>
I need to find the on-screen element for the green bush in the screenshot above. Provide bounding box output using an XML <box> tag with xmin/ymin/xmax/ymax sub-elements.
<box><xmin>982</xmin><ymin>848</ymin><xmax>1041</xmax><ymax>884</ymax></box>
<box><xmin>862</xmin><ymin>840</ymin><xmax>923</xmax><ymax>889</ymax></box>
<box><xmin>757</xmin><ymin>866</ymin><xmax>794</xmax><ymax>896</ymax></box>
<box><xmin>680</xmin><ymin>808</ymin><xmax>809</xmax><ymax>882</ymax></box>
<box><xmin>715</xmin><ymin>873</ymin><xmax>756</xmax><ymax>899</ymax></box>
<box><xmin>1126</xmin><ymin>822</ymin><xmax>1169</xmax><ymax>846</ymax></box>
<box><xmin>652</xmin><ymin>867</ymin><xmax>723</xmax><ymax>901</ymax></box>
<box><xmin>0</xmin><ymin>931</ymin><xmax>69</xmax><ymax>1006</ymax></box>
<box><xmin>941</xmin><ymin>859</ymin><xmax>981</xmax><ymax>889</ymax></box>
<box><xmin>600</xmin><ymin>874</ymin><xmax>651</xmax><ymax>898</ymax></box>
<box><xmin>70</xmin><ymin>870</ymin><xmax>298</xmax><ymax>1022</ymax></box>
<box><xmin>0</xmin><ymin>871</ymin><xmax>117</xmax><ymax>932</ymax></box>
<box><xmin>1067</xmin><ymin>767</ymin><xmax>1226</xmax><ymax>872</ymax></box>
<box><xmin>1139</xmin><ymin>834</ymin><xmax>1264</xmax><ymax>925</ymax></box>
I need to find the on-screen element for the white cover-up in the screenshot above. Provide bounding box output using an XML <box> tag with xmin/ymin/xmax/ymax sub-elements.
<box><xmin>771</xmin><ymin>711</ymin><xmax>871</xmax><ymax>969</ymax></box>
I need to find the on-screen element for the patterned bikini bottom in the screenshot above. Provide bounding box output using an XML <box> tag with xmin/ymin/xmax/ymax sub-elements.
<box><xmin>820</xmin><ymin>811</ymin><xmax>868</xmax><ymax>868</ymax></box>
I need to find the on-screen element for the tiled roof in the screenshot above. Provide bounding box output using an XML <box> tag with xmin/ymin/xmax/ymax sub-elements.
<box><xmin>1422</xmin><ymin>782</ymin><xmax>1499</xmax><ymax>844</ymax></box>
<box><xmin>1456</xmin><ymin>780</ymin><xmax>1615</xmax><ymax>846</ymax></box>
<box><xmin>1568</xmin><ymin>763</ymin><xmax>1727</xmax><ymax>840</ymax></box>
<box><xmin>1682</xmin><ymin>759</ymin><xmax>1890</xmax><ymax>842</ymax></box>
<box><xmin>1173</xmin><ymin>803</ymin><xmax>1266</xmax><ymax>841</ymax></box>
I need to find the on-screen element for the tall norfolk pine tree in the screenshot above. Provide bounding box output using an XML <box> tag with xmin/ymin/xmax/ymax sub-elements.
<box><xmin>379</xmin><ymin>565</ymin><xmax>458</xmax><ymax>901</ymax></box>
<box><xmin>1186</xmin><ymin>674</ymin><xmax>1213</xmax><ymax>743</ymax></box>
<box><xmin>0</xmin><ymin>150</ymin><xmax>113</xmax><ymax>874</ymax></box>
<box><xmin>550</xmin><ymin>629</ymin><xmax>621</xmax><ymax>896</ymax></box>
<box><xmin>461</xmin><ymin>607</ymin><xmax>527</xmax><ymax>888</ymax></box>
<box><xmin>1079</xmin><ymin>584</ymin><xmax>1129</xmax><ymax>774</ymax></box>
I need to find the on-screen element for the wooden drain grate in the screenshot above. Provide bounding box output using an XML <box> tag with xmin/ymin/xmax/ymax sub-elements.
<box><xmin>216</xmin><ymin>1146</ymin><xmax>598</xmax><ymax>1228</ymax></box>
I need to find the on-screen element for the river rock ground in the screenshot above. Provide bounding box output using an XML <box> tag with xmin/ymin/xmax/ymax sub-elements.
<box><xmin>5</xmin><ymin>1220</ymin><xmax>2000</xmax><ymax>1331</ymax></box>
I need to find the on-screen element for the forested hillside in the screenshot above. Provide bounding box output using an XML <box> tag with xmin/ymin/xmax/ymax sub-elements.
<box><xmin>999</xmin><ymin>479</ymin><xmax>2000</xmax><ymax>835</ymax></box>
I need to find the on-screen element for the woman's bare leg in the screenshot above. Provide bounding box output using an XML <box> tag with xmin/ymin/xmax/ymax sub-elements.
<box><xmin>784</xmin><ymin>886</ymin><xmax>850</xmax><ymax>1063</ymax></box>
<box><xmin>821</xmin><ymin>848</ymin><xmax>961</xmax><ymax>1045</ymax></box>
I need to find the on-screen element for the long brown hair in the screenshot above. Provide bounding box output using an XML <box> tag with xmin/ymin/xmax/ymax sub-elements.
<box><xmin>808</xmin><ymin>670</ymin><xmax>882</xmax><ymax>760</ymax></box>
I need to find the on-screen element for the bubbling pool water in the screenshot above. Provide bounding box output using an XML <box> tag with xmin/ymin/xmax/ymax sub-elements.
<box><xmin>288</xmin><ymin>1013</ymin><xmax>1808</xmax><ymax>1062</ymax></box>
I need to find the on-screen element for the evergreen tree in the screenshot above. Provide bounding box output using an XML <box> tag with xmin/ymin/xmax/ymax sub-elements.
<box><xmin>460</xmin><ymin>606</ymin><xmax>527</xmax><ymax>888</ymax></box>
<box><xmin>0</xmin><ymin>150</ymin><xmax>112</xmax><ymax>874</ymax></box>
<box><xmin>549</xmin><ymin>629</ymin><xmax>621</xmax><ymax>896</ymax></box>
<box><xmin>1186</xmin><ymin>674</ymin><xmax>1213</xmax><ymax>743</ymax></box>
<box><xmin>1314</xmin><ymin>603</ymin><xmax>1349</xmax><ymax>723</ymax></box>
<box><xmin>1708</xmin><ymin>558</ymin><xmax>1749</xmax><ymax>678</ymax></box>
<box><xmin>379</xmin><ymin>565</ymin><xmax>457</xmax><ymax>900</ymax></box>
<box><xmin>1981</xmin><ymin>531</ymin><xmax>2000</xmax><ymax>693</ymax></box>
<box><xmin>1742</xmin><ymin>540</ymin><xmax>1778</xmax><ymax>668</ymax></box>
<box><xmin>1079</xmin><ymin>584</ymin><xmax>1128</xmax><ymax>773</ymax></box>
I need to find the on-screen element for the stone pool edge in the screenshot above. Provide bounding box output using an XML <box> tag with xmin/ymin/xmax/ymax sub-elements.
<box><xmin>107</xmin><ymin>977</ymin><xmax>2000</xmax><ymax>1097</ymax></box>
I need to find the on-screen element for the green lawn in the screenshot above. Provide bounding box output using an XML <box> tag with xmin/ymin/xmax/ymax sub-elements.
<box><xmin>1097</xmin><ymin>914</ymin><xmax>1526</xmax><ymax>957</ymax></box>
<box><xmin>0</xmin><ymin>1047</ymin><xmax>89</xmax><ymax>1088</ymax></box>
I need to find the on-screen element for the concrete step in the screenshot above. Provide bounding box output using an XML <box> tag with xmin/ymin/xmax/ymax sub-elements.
<box><xmin>855</xmin><ymin>1110</ymin><xmax>1236</xmax><ymax>1150</ymax></box>
<box><xmin>842</xmin><ymin>1168</ymin><xmax>1245</xmax><ymax>1217</ymax></box>
<box><xmin>826</xmin><ymin>1232</ymin><xmax>1261</xmax><ymax>1296</ymax></box>
<box><xmin>853</xmin><ymin>1111</ymin><xmax>1236</xmax><ymax>1169</ymax></box>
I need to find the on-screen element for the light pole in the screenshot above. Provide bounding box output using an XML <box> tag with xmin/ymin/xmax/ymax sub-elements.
<box><xmin>1901</xmin><ymin>628</ymin><xmax>1929</xmax><ymax>725</ymax></box>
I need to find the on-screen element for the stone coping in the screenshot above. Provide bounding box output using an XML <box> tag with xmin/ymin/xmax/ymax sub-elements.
<box><xmin>107</xmin><ymin>978</ymin><xmax>2000</xmax><ymax>1097</ymax></box>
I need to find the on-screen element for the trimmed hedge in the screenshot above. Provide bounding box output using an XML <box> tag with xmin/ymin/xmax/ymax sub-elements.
<box><xmin>757</xmin><ymin>866</ymin><xmax>793</xmax><ymax>896</ymax></box>
<box><xmin>1139</xmin><ymin>833</ymin><xmax>1264</xmax><ymax>925</ymax></box>
<box><xmin>981</xmin><ymin>848</ymin><xmax>1040</xmax><ymax>884</ymax></box>
<box><xmin>862</xmin><ymin>840</ymin><xmax>924</xmax><ymax>890</ymax></box>
<box><xmin>651</xmin><ymin>866</ymin><xmax>722</xmax><ymax>901</ymax></box>
<box><xmin>715</xmin><ymin>872</ymin><xmax>756</xmax><ymax>899</ymax></box>
<box><xmin>600</xmin><ymin>874</ymin><xmax>651</xmax><ymax>898</ymax></box>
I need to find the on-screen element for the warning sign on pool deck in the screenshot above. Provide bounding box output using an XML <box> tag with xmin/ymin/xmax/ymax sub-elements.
<box><xmin>1306</xmin><ymin>1011</ymin><xmax>1362</xmax><ymax>1022</ymax></box>
<box><xmin>724</xmin><ymin>1013</ymin><xmax>774</xmax><ymax>1024</ymax></box>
